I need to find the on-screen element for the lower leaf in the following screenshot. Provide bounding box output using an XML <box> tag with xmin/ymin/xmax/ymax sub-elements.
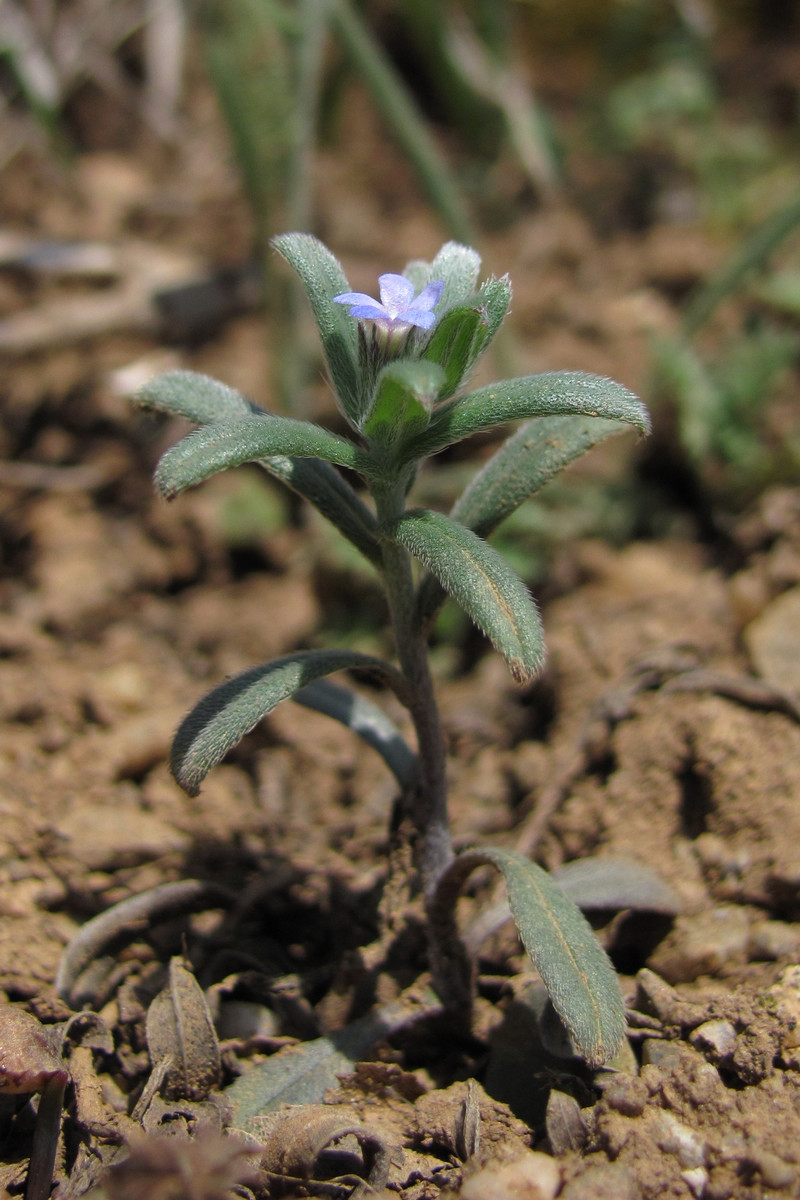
<box><xmin>172</xmin><ymin>650</ymin><xmax>408</xmax><ymax>795</ymax></box>
<box><xmin>431</xmin><ymin>847</ymin><xmax>625</xmax><ymax>1068</ymax></box>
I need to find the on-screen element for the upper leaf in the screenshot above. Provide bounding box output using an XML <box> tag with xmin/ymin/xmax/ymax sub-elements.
<box><xmin>172</xmin><ymin>650</ymin><xmax>406</xmax><ymax>795</ymax></box>
<box><xmin>137</xmin><ymin>369</ymin><xmax>259</xmax><ymax>423</ymax></box>
<box><xmin>452</xmin><ymin>413</ymin><xmax>638</xmax><ymax>538</ymax></box>
<box><xmin>403</xmin><ymin>242</ymin><xmax>482</xmax><ymax>310</ymax></box>
<box><xmin>363</xmin><ymin>361</ymin><xmax>444</xmax><ymax>447</ymax></box>
<box><xmin>397</xmin><ymin>371</ymin><xmax>650</xmax><ymax>465</ymax></box>
<box><xmin>136</xmin><ymin>368</ymin><xmax>380</xmax><ymax>566</ymax></box>
<box><xmin>154</xmin><ymin>415</ymin><xmax>364</xmax><ymax>498</ymax></box>
<box><xmin>271</xmin><ymin>233</ymin><xmax>362</xmax><ymax>425</ymax></box>
<box><xmin>385</xmin><ymin>508</ymin><xmax>544</xmax><ymax>683</ymax></box>
<box><xmin>419</xmin><ymin>305</ymin><xmax>488</xmax><ymax>400</ymax></box>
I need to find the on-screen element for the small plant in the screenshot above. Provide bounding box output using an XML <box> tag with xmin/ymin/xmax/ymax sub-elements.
<box><xmin>138</xmin><ymin>234</ymin><xmax>650</xmax><ymax>1067</ymax></box>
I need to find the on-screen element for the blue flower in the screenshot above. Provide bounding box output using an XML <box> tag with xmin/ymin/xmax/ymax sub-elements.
<box><xmin>334</xmin><ymin>273</ymin><xmax>445</xmax><ymax>331</ymax></box>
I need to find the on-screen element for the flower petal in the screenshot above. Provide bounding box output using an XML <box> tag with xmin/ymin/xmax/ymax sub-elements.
<box><xmin>378</xmin><ymin>273</ymin><xmax>416</xmax><ymax>317</ymax></box>
<box><xmin>413</xmin><ymin>280</ymin><xmax>445</xmax><ymax>312</ymax></box>
<box><xmin>345</xmin><ymin>303</ymin><xmax>391</xmax><ymax>321</ymax></box>
<box><xmin>333</xmin><ymin>291</ymin><xmax>382</xmax><ymax>307</ymax></box>
<box><xmin>403</xmin><ymin>308</ymin><xmax>438</xmax><ymax>330</ymax></box>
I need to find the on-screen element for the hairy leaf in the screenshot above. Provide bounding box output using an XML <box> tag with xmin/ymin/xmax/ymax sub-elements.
<box><xmin>364</xmin><ymin>361</ymin><xmax>443</xmax><ymax>446</ymax></box>
<box><xmin>226</xmin><ymin>989</ymin><xmax>439</xmax><ymax>1132</ymax></box>
<box><xmin>172</xmin><ymin>650</ymin><xmax>406</xmax><ymax>795</ymax></box>
<box><xmin>453</xmin><ymin>413</ymin><xmax>636</xmax><ymax>537</ymax></box>
<box><xmin>403</xmin><ymin>241</ymin><xmax>481</xmax><ymax>308</ymax></box>
<box><xmin>137</xmin><ymin>369</ymin><xmax>259</xmax><ymax>423</ymax></box>
<box><xmin>398</xmin><ymin>371</ymin><xmax>650</xmax><ymax>464</ymax></box>
<box><xmin>432</xmin><ymin>848</ymin><xmax>625</xmax><ymax>1068</ymax></box>
<box><xmin>552</xmin><ymin>856</ymin><xmax>682</xmax><ymax>914</ymax></box>
<box><xmin>262</xmin><ymin>456</ymin><xmax>381</xmax><ymax>564</ymax></box>
<box><xmin>137</xmin><ymin>369</ymin><xmax>380</xmax><ymax>565</ymax></box>
<box><xmin>271</xmin><ymin>232</ymin><xmax>362</xmax><ymax>424</ymax></box>
<box><xmin>386</xmin><ymin>508</ymin><xmax>544</xmax><ymax>683</ymax></box>
<box><xmin>420</xmin><ymin>305</ymin><xmax>489</xmax><ymax>399</ymax></box>
<box><xmin>155</xmin><ymin>415</ymin><xmax>364</xmax><ymax>499</ymax></box>
<box><xmin>294</xmin><ymin>679</ymin><xmax>417</xmax><ymax>789</ymax></box>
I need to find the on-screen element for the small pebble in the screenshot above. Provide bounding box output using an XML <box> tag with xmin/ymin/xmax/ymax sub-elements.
<box><xmin>690</xmin><ymin>1019</ymin><xmax>738</xmax><ymax>1060</ymax></box>
<box><xmin>682</xmin><ymin>1166</ymin><xmax>709</xmax><ymax>1198</ymax></box>
<box><xmin>461</xmin><ymin>1151</ymin><xmax>560</xmax><ymax>1200</ymax></box>
<box><xmin>650</xmin><ymin>1109</ymin><xmax>708</xmax><ymax>1170</ymax></box>
<box><xmin>600</xmin><ymin>1074</ymin><xmax>648</xmax><ymax>1118</ymax></box>
<box><xmin>560</xmin><ymin>1163</ymin><xmax>639</xmax><ymax>1200</ymax></box>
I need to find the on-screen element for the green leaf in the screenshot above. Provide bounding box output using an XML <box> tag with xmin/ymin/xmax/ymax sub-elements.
<box><xmin>154</xmin><ymin>415</ymin><xmax>364</xmax><ymax>499</ymax></box>
<box><xmin>364</xmin><ymin>361</ymin><xmax>444</xmax><ymax>446</ymax></box>
<box><xmin>452</xmin><ymin>414</ymin><xmax>637</xmax><ymax>539</ymax></box>
<box><xmin>137</xmin><ymin>370</ymin><xmax>258</xmax><ymax>423</ymax></box>
<box><xmin>136</xmin><ymin>369</ymin><xmax>380</xmax><ymax>566</ymax></box>
<box><xmin>420</xmin><ymin>305</ymin><xmax>488</xmax><ymax>399</ymax></box>
<box><xmin>430</xmin><ymin>242</ymin><xmax>483</xmax><ymax>309</ymax></box>
<box><xmin>226</xmin><ymin>988</ymin><xmax>440</xmax><ymax>1133</ymax></box>
<box><xmin>432</xmin><ymin>848</ymin><xmax>625</xmax><ymax>1068</ymax></box>
<box><xmin>386</xmin><ymin>508</ymin><xmax>544</xmax><ymax>683</ymax></box>
<box><xmin>398</xmin><ymin>371</ymin><xmax>650</xmax><ymax>465</ymax></box>
<box><xmin>172</xmin><ymin>650</ymin><xmax>407</xmax><ymax>795</ymax></box>
<box><xmin>270</xmin><ymin>233</ymin><xmax>362</xmax><ymax>424</ymax></box>
<box><xmin>294</xmin><ymin>679</ymin><xmax>418</xmax><ymax>789</ymax></box>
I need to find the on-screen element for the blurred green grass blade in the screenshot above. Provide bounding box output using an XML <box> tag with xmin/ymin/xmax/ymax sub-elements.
<box><xmin>199</xmin><ymin>0</ymin><xmax>297</xmax><ymax>248</ymax></box>
<box><xmin>682</xmin><ymin>194</ymin><xmax>800</xmax><ymax>338</ymax></box>
<box><xmin>452</xmin><ymin>413</ymin><xmax>639</xmax><ymax>539</ymax></box>
<box><xmin>328</xmin><ymin>0</ymin><xmax>475</xmax><ymax>244</ymax></box>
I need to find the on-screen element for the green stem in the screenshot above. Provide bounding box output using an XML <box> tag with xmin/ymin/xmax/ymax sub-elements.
<box><xmin>375</xmin><ymin>485</ymin><xmax>452</xmax><ymax>899</ymax></box>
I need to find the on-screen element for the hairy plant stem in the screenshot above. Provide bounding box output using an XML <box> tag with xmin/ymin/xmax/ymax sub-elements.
<box><xmin>375</xmin><ymin>485</ymin><xmax>453</xmax><ymax>900</ymax></box>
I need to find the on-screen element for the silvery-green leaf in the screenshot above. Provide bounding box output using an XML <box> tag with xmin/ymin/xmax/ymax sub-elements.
<box><xmin>226</xmin><ymin>988</ymin><xmax>440</xmax><ymax>1133</ymax></box>
<box><xmin>154</xmin><ymin>416</ymin><xmax>364</xmax><ymax>499</ymax></box>
<box><xmin>294</xmin><ymin>679</ymin><xmax>417</xmax><ymax>789</ymax></box>
<box><xmin>453</xmin><ymin>414</ymin><xmax>637</xmax><ymax>538</ymax></box>
<box><xmin>432</xmin><ymin>848</ymin><xmax>625</xmax><ymax>1068</ymax></box>
<box><xmin>473</xmin><ymin>275</ymin><xmax>511</xmax><ymax>344</ymax></box>
<box><xmin>137</xmin><ymin>370</ymin><xmax>258</xmax><ymax>423</ymax></box>
<box><xmin>431</xmin><ymin>242</ymin><xmax>482</xmax><ymax>309</ymax></box>
<box><xmin>264</xmin><ymin>455</ymin><xmax>381</xmax><ymax>564</ymax></box>
<box><xmin>385</xmin><ymin>508</ymin><xmax>544</xmax><ymax>683</ymax></box>
<box><xmin>271</xmin><ymin>232</ymin><xmax>362</xmax><ymax>424</ymax></box>
<box><xmin>172</xmin><ymin>650</ymin><xmax>407</xmax><ymax>795</ymax></box>
<box><xmin>399</xmin><ymin>372</ymin><xmax>650</xmax><ymax>464</ymax></box>
<box><xmin>402</xmin><ymin>242</ymin><xmax>481</xmax><ymax>309</ymax></box>
<box><xmin>137</xmin><ymin>369</ymin><xmax>380</xmax><ymax>565</ymax></box>
<box><xmin>552</xmin><ymin>856</ymin><xmax>682</xmax><ymax>914</ymax></box>
<box><xmin>364</xmin><ymin>361</ymin><xmax>443</xmax><ymax>447</ymax></box>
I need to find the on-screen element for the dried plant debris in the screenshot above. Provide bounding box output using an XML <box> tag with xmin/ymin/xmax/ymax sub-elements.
<box><xmin>101</xmin><ymin>1131</ymin><xmax>261</xmax><ymax>1200</ymax></box>
<box><xmin>0</xmin><ymin>1004</ymin><xmax>69</xmax><ymax>1200</ymax></box>
<box><xmin>145</xmin><ymin>958</ymin><xmax>222</xmax><ymax>1102</ymax></box>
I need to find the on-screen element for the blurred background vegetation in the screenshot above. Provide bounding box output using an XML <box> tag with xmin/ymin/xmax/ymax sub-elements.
<box><xmin>2</xmin><ymin>0</ymin><xmax>800</xmax><ymax>614</ymax></box>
